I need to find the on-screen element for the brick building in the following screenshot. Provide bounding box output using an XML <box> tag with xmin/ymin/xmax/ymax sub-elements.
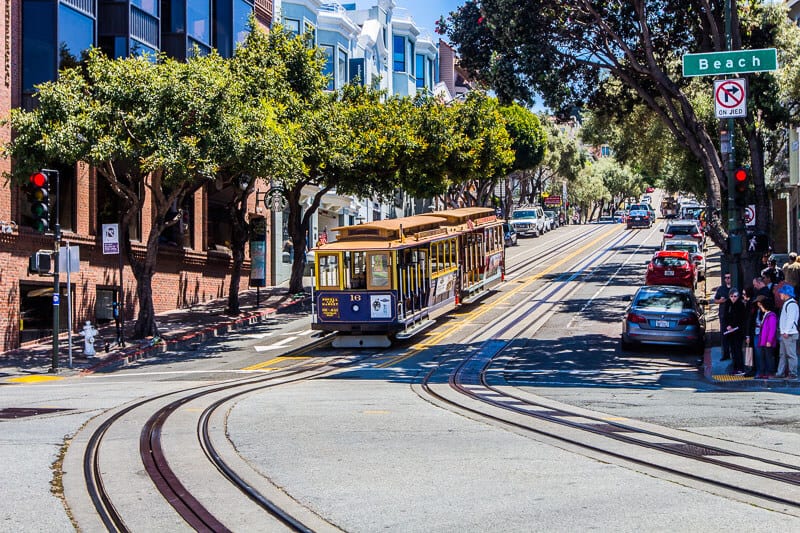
<box><xmin>0</xmin><ymin>0</ymin><xmax>274</xmax><ymax>352</ymax></box>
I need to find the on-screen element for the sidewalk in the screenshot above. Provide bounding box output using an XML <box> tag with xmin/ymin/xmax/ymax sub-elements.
<box><xmin>700</xmin><ymin>247</ymin><xmax>798</xmax><ymax>389</ymax></box>
<box><xmin>0</xmin><ymin>283</ymin><xmax>312</xmax><ymax>378</ymax></box>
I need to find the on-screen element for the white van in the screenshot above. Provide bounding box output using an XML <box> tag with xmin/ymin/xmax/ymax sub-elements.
<box><xmin>510</xmin><ymin>206</ymin><xmax>546</xmax><ymax>237</ymax></box>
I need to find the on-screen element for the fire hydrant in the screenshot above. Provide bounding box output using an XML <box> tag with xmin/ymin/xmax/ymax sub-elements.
<box><xmin>83</xmin><ymin>321</ymin><xmax>98</xmax><ymax>357</ymax></box>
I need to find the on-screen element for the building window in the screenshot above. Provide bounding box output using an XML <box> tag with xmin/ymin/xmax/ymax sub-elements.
<box><xmin>131</xmin><ymin>38</ymin><xmax>158</xmax><ymax>58</ymax></box>
<box><xmin>338</xmin><ymin>50</ymin><xmax>347</xmax><ymax>89</ymax></box>
<box><xmin>132</xmin><ymin>0</ymin><xmax>159</xmax><ymax>17</ymax></box>
<box><xmin>57</xmin><ymin>4</ymin><xmax>94</xmax><ymax>68</ymax></box>
<box><xmin>304</xmin><ymin>21</ymin><xmax>316</xmax><ymax>46</ymax></box>
<box><xmin>415</xmin><ymin>54</ymin><xmax>424</xmax><ymax>88</ymax></box>
<box><xmin>408</xmin><ymin>40</ymin><xmax>414</xmax><ymax>75</ymax></box>
<box><xmin>393</xmin><ymin>35</ymin><xmax>405</xmax><ymax>72</ymax></box>
<box><xmin>97</xmin><ymin>176</ymin><xmax>141</xmax><ymax>242</ymax></box>
<box><xmin>284</xmin><ymin>18</ymin><xmax>300</xmax><ymax>36</ymax></box>
<box><xmin>321</xmin><ymin>45</ymin><xmax>334</xmax><ymax>90</ymax></box>
<box><xmin>232</xmin><ymin>0</ymin><xmax>252</xmax><ymax>49</ymax></box>
<box><xmin>187</xmin><ymin>0</ymin><xmax>211</xmax><ymax>45</ymax></box>
<box><xmin>23</xmin><ymin>0</ymin><xmax>56</xmax><ymax>95</ymax></box>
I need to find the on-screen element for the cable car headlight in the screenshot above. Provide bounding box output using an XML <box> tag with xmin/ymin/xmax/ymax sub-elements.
<box><xmin>352</xmin><ymin>304</ymin><xmax>360</xmax><ymax>312</ymax></box>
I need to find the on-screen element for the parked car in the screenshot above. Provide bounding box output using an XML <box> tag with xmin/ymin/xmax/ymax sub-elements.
<box><xmin>510</xmin><ymin>206</ymin><xmax>547</xmax><ymax>237</ymax></box>
<box><xmin>596</xmin><ymin>215</ymin><xmax>616</xmax><ymax>224</ymax></box>
<box><xmin>544</xmin><ymin>210</ymin><xmax>560</xmax><ymax>229</ymax></box>
<box><xmin>621</xmin><ymin>284</ymin><xmax>705</xmax><ymax>354</ymax></box>
<box><xmin>646</xmin><ymin>186</ymin><xmax>656</xmax><ymax>193</ymax></box>
<box><xmin>645</xmin><ymin>250</ymin><xmax>697</xmax><ymax>289</ymax></box>
<box><xmin>503</xmin><ymin>222</ymin><xmax>518</xmax><ymax>246</ymax></box>
<box><xmin>627</xmin><ymin>209</ymin><xmax>653</xmax><ymax>229</ymax></box>
<box><xmin>661</xmin><ymin>221</ymin><xmax>704</xmax><ymax>247</ymax></box>
<box><xmin>613</xmin><ymin>210</ymin><xmax>627</xmax><ymax>223</ymax></box>
<box><xmin>662</xmin><ymin>239</ymin><xmax>706</xmax><ymax>280</ymax></box>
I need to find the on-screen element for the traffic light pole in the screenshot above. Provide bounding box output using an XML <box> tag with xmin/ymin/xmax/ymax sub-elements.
<box><xmin>49</xmin><ymin>169</ymin><xmax>61</xmax><ymax>373</ymax></box>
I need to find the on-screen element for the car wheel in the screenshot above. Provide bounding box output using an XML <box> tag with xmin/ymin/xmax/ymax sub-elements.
<box><xmin>620</xmin><ymin>336</ymin><xmax>635</xmax><ymax>352</ymax></box>
<box><xmin>693</xmin><ymin>341</ymin><xmax>705</xmax><ymax>356</ymax></box>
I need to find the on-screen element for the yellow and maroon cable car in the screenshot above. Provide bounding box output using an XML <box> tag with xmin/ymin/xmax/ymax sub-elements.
<box><xmin>311</xmin><ymin>207</ymin><xmax>504</xmax><ymax>347</ymax></box>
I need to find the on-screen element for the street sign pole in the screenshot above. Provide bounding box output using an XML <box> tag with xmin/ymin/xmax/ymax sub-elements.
<box><xmin>724</xmin><ymin>0</ymin><xmax>741</xmax><ymax>291</ymax></box>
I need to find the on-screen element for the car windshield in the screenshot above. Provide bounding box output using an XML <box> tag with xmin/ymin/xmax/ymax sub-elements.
<box><xmin>653</xmin><ymin>257</ymin><xmax>689</xmax><ymax>268</ymax></box>
<box><xmin>512</xmin><ymin>211</ymin><xmax>537</xmax><ymax>219</ymax></box>
<box><xmin>630</xmin><ymin>210</ymin><xmax>648</xmax><ymax>216</ymax></box>
<box><xmin>667</xmin><ymin>225</ymin><xmax>698</xmax><ymax>235</ymax></box>
<box><xmin>665</xmin><ymin>243</ymin><xmax>697</xmax><ymax>253</ymax></box>
<box><xmin>634</xmin><ymin>289</ymin><xmax>694</xmax><ymax>311</ymax></box>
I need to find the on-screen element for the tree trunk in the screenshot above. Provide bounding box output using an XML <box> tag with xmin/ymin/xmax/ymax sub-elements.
<box><xmin>227</xmin><ymin>192</ymin><xmax>249</xmax><ymax>314</ymax></box>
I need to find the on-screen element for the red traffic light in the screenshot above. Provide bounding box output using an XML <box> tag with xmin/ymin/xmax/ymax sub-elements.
<box><xmin>29</xmin><ymin>172</ymin><xmax>47</xmax><ymax>188</ymax></box>
<box><xmin>734</xmin><ymin>168</ymin><xmax>747</xmax><ymax>182</ymax></box>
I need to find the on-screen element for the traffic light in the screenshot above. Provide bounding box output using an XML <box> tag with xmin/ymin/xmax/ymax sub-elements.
<box><xmin>733</xmin><ymin>167</ymin><xmax>748</xmax><ymax>207</ymax></box>
<box><xmin>26</xmin><ymin>171</ymin><xmax>49</xmax><ymax>232</ymax></box>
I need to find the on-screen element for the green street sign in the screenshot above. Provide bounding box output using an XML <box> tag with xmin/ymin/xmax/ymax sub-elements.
<box><xmin>682</xmin><ymin>48</ymin><xmax>778</xmax><ymax>77</ymax></box>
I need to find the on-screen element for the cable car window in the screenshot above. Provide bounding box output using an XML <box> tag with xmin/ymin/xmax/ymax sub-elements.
<box><xmin>345</xmin><ymin>251</ymin><xmax>367</xmax><ymax>289</ymax></box>
<box><xmin>318</xmin><ymin>253</ymin><xmax>340</xmax><ymax>288</ymax></box>
<box><xmin>368</xmin><ymin>253</ymin><xmax>390</xmax><ymax>288</ymax></box>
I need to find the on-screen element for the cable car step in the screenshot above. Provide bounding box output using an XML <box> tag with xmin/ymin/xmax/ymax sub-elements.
<box><xmin>395</xmin><ymin>319</ymin><xmax>436</xmax><ymax>339</ymax></box>
<box><xmin>332</xmin><ymin>335</ymin><xmax>392</xmax><ymax>348</ymax></box>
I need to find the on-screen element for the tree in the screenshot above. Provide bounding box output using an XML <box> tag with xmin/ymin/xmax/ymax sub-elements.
<box><xmin>5</xmin><ymin>49</ymin><xmax>240</xmax><ymax>338</ymax></box>
<box><xmin>444</xmin><ymin>1</ymin><xmax>800</xmax><ymax>278</ymax></box>
<box><xmin>498</xmin><ymin>103</ymin><xmax>547</xmax><ymax>216</ymax></box>
<box><xmin>443</xmin><ymin>92</ymin><xmax>514</xmax><ymax>207</ymax></box>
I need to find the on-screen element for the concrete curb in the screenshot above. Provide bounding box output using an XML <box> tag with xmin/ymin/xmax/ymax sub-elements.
<box><xmin>79</xmin><ymin>296</ymin><xmax>310</xmax><ymax>375</ymax></box>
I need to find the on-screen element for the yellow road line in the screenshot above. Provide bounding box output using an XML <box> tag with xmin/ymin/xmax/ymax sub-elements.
<box><xmin>243</xmin><ymin>356</ymin><xmax>310</xmax><ymax>371</ymax></box>
<box><xmin>6</xmin><ymin>375</ymin><xmax>65</xmax><ymax>383</ymax></box>
<box><xmin>378</xmin><ymin>226</ymin><xmax>624</xmax><ymax>368</ymax></box>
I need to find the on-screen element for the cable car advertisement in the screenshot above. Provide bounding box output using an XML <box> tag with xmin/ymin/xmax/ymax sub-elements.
<box><xmin>315</xmin><ymin>292</ymin><xmax>396</xmax><ymax>323</ymax></box>
<box><xmin>370</xmin><ymin>294</ymin><xmax>392</xmax><ymax>318</ymax></box>
<box><xmin>486</xmin><ymin>251</ymin><xmax>503</xmax><ymax>280</ymax></box>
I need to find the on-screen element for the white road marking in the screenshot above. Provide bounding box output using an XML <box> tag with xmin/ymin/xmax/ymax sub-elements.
<box><xmin>254</xmin><ymin>337</ymin><xmax>298</xmax><ymax>352</ymax></box>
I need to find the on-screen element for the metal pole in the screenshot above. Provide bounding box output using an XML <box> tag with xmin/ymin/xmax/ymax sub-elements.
<box><xmin>66</xmin><ymin>241</ymin><xmax>72</xmax><ymax>369</ymax></box>
<box><xmin>50</xmin><ymin>169</ymin><xmax>61</xmax><ymax>373</ymax></box>
<box><xmin>119</xmin><ymin>243</ymin><xmax>125</xmax><ymax>347</ymax></box>
<box><xmin>724</xmin><ymin>0</ymin><xmax>741</xmax><ymax>289</ymax></box>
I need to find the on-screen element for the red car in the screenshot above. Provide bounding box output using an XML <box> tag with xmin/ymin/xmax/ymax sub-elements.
<box><xmin>646</xmin><ymin>186</ymin><xmax>655</xmax><ymax>193</ymax></box>
<box><xmin>645</xmin><ymin>250</ymin><xmax>696</xmax><ymax>289</ymax></box>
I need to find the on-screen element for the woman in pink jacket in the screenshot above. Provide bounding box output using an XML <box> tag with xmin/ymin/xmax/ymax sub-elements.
<box><xmin>755</xmin><ymin>295</ymin><xmax>778</xmax><ymax>378</ymax></box>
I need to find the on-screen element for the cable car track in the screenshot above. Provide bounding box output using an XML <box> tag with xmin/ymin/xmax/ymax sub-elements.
<box><xmin>80</xmin><ymin>337</ymin><xmax>357</xmax><ymax>532</ymax></box>
<box><xmin>416</xmin><ymin>226</ymin><xmax>800</xmax><ymax>513</ymax></box>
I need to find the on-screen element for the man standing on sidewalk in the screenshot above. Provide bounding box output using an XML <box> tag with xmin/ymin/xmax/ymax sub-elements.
<box><xmin>777</xmin><ymin>284</ymin><xmax>799</xmax><ymax>380</ymax></box>
<box><xmin>714</xmin><ymin>273</ymin><xmax>733</xmax><ymax>361</ymax></box>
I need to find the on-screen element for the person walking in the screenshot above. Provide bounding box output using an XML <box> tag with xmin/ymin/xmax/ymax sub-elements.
<box><xmin>754</xmin><ymin>295</ymin><xmax>777</xmax><ymax>378</ymax></box>
<box><xmin>783</xmin><ymin>252</ymin><xmax>800</xmax><ymax>292</ymax></box>
<box><xmin>723</xmin><ymin>288</ymin><xmax>747</xmax><ymax>375</ymax></box>
<box><xmin>777</xmin><ymin>284</ymin><xmax>799</xmax><ymax>380</ymax></box>
<box><xmin>714</xmin><ymin>273</ymin><xmax>733</xmax><ymax>361</ymax></box>
<box><xmin>762</xmin><ymin>258</ymin><xmax>784</xmax><ymax>283</ymax></box>
<box><xmin>742</xmin><ymin>287</ymin><xmax>757</xmax><ymax>376</ymax></box>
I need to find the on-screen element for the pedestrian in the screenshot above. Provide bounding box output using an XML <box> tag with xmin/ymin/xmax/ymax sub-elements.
<box><xmin>762</xmin><ymin>258</ymin><xmax>784</xmax><ymax>283</ymax></box>
<box><xmin>713</xmin><ymin>273</ymin><xmax>733</xmax><ymax>361</ymax></box>
<box><xmin>753</xmin><ymin>276</ymin><xmax>774</xmax><ymax>310</ymax></box>
<box><xmin>776</xmin><ymin>284</ymin><xmax>799</xmax><ymax>380</ymax></box>
<box><xmin>754</xmin><ymin>295</ymin><xmax>777</xmax><ymax>378</ymax></box>
<box><xmin>783</xmin><ymin>252</ymin><xmax>800</xmax><ymax>292</ymax></box>
<box><xmin>722</xmin><ymin>288</ymin><xmax>746</xmax><ymax>375</ymax></box>
<box><xmin>742</xmin><ymin>287</ymin><xmax>757</xmax><ymax>376</ymax></box>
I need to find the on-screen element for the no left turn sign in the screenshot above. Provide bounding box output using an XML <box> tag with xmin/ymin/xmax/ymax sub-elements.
<box><xmin>714</xmin><ymin>78</ymin><xmax>747</xmax><ymax>118</ymax></box>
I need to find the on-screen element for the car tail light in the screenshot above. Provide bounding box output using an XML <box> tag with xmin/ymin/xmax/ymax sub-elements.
<box><xmin>664</xmin><ymin>233</ymin><xmax>674</xmax><ymax>238</ymax></box>
<box><xmin>692</xmin><ymin>232</ymin><xmax>703</xmax><ymax>239</ymax></box>
<box><xmin>647</xmin><ymin>262</ymin><xmax>654</xmax><ymax>271</ymax></box>
<box><xmin>627</xmin><ymin>312</ymin><xmax>647</xmax><ymax>324</ymax></box>
<box><xmin>678</xmin><ymin>314</ymin><xmax>700</xmax><ymax>326</ymax></box>
<box><xmin>695</xmin><ymin>254</ymin><xmax>703</xmax><ymax>261</ymax></box>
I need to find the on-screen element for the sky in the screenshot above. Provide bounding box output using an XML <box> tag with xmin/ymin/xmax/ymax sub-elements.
<box><xmin>355</xmin><ymin>0</ymin><xmax>463</xmax><ymax>38</ymax></box>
